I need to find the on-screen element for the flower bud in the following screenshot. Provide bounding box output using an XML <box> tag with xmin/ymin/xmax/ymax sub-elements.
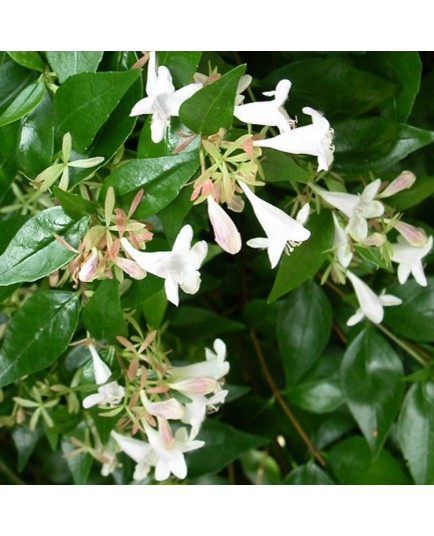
<box><xmin>378</xmin><ymin>171</ymin><xmax>416</xmax><ymax>198</ymax></box>
<box><xmin>395</xmin><ymin>221</ymin><xmax>428</xmax><ymax>246</ymax></box>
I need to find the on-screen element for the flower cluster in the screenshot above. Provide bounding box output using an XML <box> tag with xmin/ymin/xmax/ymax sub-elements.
<box><xmin>82</xmin><ymin>337</ymin><xmax>229</xmax><ymax>481</ymax></box>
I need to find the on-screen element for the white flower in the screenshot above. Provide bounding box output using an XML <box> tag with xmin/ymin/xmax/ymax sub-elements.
<box><xmin>82</xmin><ymin>345</ymin><xmax>125</xmax><ymax>409</ymax></box>
<box><xmin>239</xmin><ymin>181</ymin><xmax>311</xmax><ymax>268</ymax></box>
<box><xmin>207</xmin><ymin>196</ymin><xmax>242</xmax><ymax>254</ymax></box>
<box><xmin>234</xmin><ymin>79</ymin><xmax>292</xmax><ymax>133</ymax></box>
<box><xmin>333</xmin><ymin>213</ymin><xmax>352</xmax><ymax>269</ymax></box>
<box><xmin>130</xmin><ymin>51</ymin><xmax>202</xmax><ymax>143</ymax></box>
<box><xmin>346</xmin><ymin>271</ymin><xmax>402</xmax><ymax>326</ymax></box>
<box><xmin>182</xmin><ymin>389</ymin><xmax>229</xmax><ymax>439</ymax></box>
<box><xmin>314</xmin><ymin>179</ymin><xmax>384</xmax><ymax>240</ymax></box>
<box><xmin>253</xmin><ymin>107</ymin><xmax>334</xmax><ymax>171</ymax></box>
<box><xmin>121</xmin><ymin>224</ymin><xmax>208</xmax><ymax>306</ymax></box>
<box><xmin>140</xmin><ymin>392</ymin><xmax>184</xmax><ymax>420</ymax></box>
<box><xmin>391</xmin><ymin>235</ymin><xmax>433</xmax><ymax>287</ymax></box>
<box><xmin>169</xmin><ymin>338</ymin><xmax>229</xmax><ymax>382</ymax></box>
<box><xmin>143</xmin><ymin>422</ymin><xmax>204</xmax><ymax>481</ymax></box>
<box><xmin>111</xmin><ymin>431</ymin><xmax>156</xmax><ymax>481</ymax></box>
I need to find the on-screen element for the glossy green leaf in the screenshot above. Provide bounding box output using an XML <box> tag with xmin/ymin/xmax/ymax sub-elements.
<box><xmin>168</xmin><ymin>306</ymin><xmax>244</xmax><ymax>340</ymax></box>
<box><xmin>81</xmin><ymin>279</ymin><xmax>128</xmax><ymax>343</ymax></box>
<box><xmin>53</xmin><ymin>186</ymin><xmax>97</xmax><ymax>219</ymax></box>
<box><xmin>0</xmin><ymin>207</ymin><xmax>89</xmax><ymax>286</ymax></box>
<box><xmin>61</xmin><ymin>434</ymin><xmax>93</xmax><ymax>485</ymax></box>
<box><xmin>263</xmin><ymin>56</ymin><xmax>396</xmax><ymax>119</ymax></box>
<box><xmin>0</xmin><ymin>215</ymin><xmax>28</xmax><ymax>254</ymax></box>
<box><xmin>0</xmin><ymin>291</ymin><xmax>80</xmax><ymax>387</ymax></box>
<box><xmin>103</xmin><ymin>151</ymin><xmax>199</xmax><ymax>218</ymax></box>
<box><xmin>268</xmin><ymin>210</ymin><xmax>334</xmax><ymax>302</ymax></box>
<box><xmin>398</xmin><ymin>382</ymin><xmax>434</xmax><ymax>484</ymax></box>
<box><xmin>0</xmin><ymin>56</ymin><xmax>37</xmax><ymax>113</ymax></box>
<box><xmin>283</xmin><ymin>463</ymin><xmax>334</xmax><ymax>484</ymax></box>
<box><xmin>142</xmin><ymin>289</ymin><xmax>168</xmax><ymax>329</ymax></box>
<box><xmin>261</xmin><ymin>148</ymin><xmax>312</xmax><ymax>183</ymax></box>
<box><xmin>287</xmin><ymin>349</ymin><xmax>344</xmax><ymax>414</ymax></box>
<box><xmin>0</xmin><ymin>155</ymin><xmax>17</xmax><ymax>204</ymax></box>
<box><xmin>137</xmin><ymin>116</ymin><xmax>200</xmax><ymax>158</ymax></box>
<box><xmin>121</xmin><ymin>275</ymin><xmax>164</xmax><ymax>309</ymax></box>
<box><xmin>355</xmin><ymin>52</ymin><xmax>422</xmax><ymax>122</ymax></box>
<box><xmin>179</xmin><ymin>64</ymin><xmax>246</xmax><ymax>135</ymax></box>
<box><xmin>390</xmin><ymin>175</ymin><xmax>434</xmax><ymax>211</ymax></box>
<box><xmin>47</xmin><ymin>51</ymin><xmax>103</xmax><ymax>83</ymax></box>
<box><xmin>334</xmin><ymin>118</ymin><xmax>434</xmax><ymax>173</ymax></box>
<box><xmin>341</xmin><ymin>329</ymin><xmax>404</xmax><ymax>455</ymax></box>
<box><xmin>7</xmin><ymin>52</ymin><xmax>45</xmax><ymax>72</ymax></box>
<box><xmin>326</xmin><ymin>436</ymin><xmax>410</xmax><ymax>484</ymax></box>
<box><xmin>240</xmin><ymin>449</ymin><xmax>281</xmax><ymax>485</ymax></box>
<box><xmin>159</xmin><ymin>185</ymin><xmax>194</xmax><ymax>244</ymax></box>
<box><xmin>243</xmin><ymin>299</ymin><xmax>283</xmax><ymax>339</ymax></box>
<box><xmin>11</xmin><ymin>425</ymin><xmax>41</xmax><ymax>471</ymax></box>
<box><xmin>186</xmin><ymin>420</ymin><xmax>267</xmax><ymax>478</ymax></box>
<box><xmin>157</xmin><ymin>52</ymin><xmax>202</xmax><ymax>87</ymax></box>
<box><xmin>16</xmin><ymin>89</ymin><xmax>55</xmax><ymax>178</ymax></box>
<box><xmin>385</xmin><ymin>277</ymin><xmax>434</xmax><ymax>342</ymax></box>
<box><xmin>54</xmin><ymin>70</ymin><xmax>141</xmax><ymax>152</ymax></box>
<box><xmin>277</xmin><ymin>280</ymin><xmax>332</xmax><ymax>386</ymax></box>
<box><xmin>0</xmin><ymin>80</ymin><xmax>46</xmax><ymax>127</ymax></box>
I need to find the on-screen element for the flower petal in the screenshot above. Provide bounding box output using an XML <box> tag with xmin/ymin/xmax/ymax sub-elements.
<box><xmin>347</xmin><ymin>271</ymin><xmax>384</xmax><ymax>324</ymax></box>
<box><xmin>82</xmin><ymin>392</ymin><xmax>106</xmax><ymax>409</ymax></box>
<box><xmin>164</xmin><ymin>277</ymin><xmax>180</xmax><ymax>306</ymax></box>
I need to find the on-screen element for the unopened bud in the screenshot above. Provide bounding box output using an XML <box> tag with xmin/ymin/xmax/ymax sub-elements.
<box><xmin>379</xmin><ymin>171</ymin><xmax>416</xmax><ymax>198</ymax></box>
<box><xmin>395</xmin><ymin>221</ymin><xmax>428</xmax><ymax>246</ymax></box>
<box><xmin>362</xmin><ymin>233</ymin><xmax>386</xmax><ymax>247</ymax></box>
<box><xmin>78</xmin><ymin>248</ymin><xmax>99</xmax><ymax>282</ymax></box>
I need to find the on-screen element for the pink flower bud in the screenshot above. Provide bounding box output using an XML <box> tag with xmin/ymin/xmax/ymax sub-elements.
<box><xmin>379</xmin><ymin>171</ymin><xmax>416</xmax><ymax>198</ymax></box>
<box><xmin>170</xmin><ymin>377</ymin><xmax>219</xmax><ymax>395</ymax></box>
<box><xmin>395</xmin><ymin>221</ymin><xmax>428</xmax><ymax>246</ymax></box>
<box><xmin>115</xmin><ymin>257</ymin><xmax>146</xmax><ymax>279</ymax></box>
<box><xmin>207</xmin><ymin>196</ymin><xmax>242</xmax><ymax>254</ymax></box>
<box><xmin>362</xmin><ymin>233</ymin><xmax>386</xmax><ymax>247</ymax></box>
<box><xmin>78</xmin><ymin>248</ymin><xmax>99</xmax><ymax>282</ymax></box>
<box><xmin>157</xmin><ymin>417</ymin><xmax>174</xmax><ymax>450</ymax></box>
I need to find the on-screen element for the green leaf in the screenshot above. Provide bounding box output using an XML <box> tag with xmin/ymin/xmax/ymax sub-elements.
<box><xmin>0</xmin><ymin>154</ymin><xmax>17</xmax><ymax>204</ymax></box>
<box><xmin>268</xmin><ymin>209</ymin><xmax>334</xmax><ymax>302</ymax></box>
<box><xmin>390</xmin><ymin>175</ymin><xmax>434</xmax><ymax>211</ymax></box>
<box><xmin>385</xmin><ymin>277</ymin><xmax>434</xmax><ymax>342</ymax></box>
<box><xmin>81</xmin><ymin>279</ymin><xmax>128</xmax><ymax>343</ymax></box>
<box><xmin>287</xmin><ymin>349</ymin><xmax>344</xmax><ymax>414</ymax></box>
<box><xmin>54</xmin><ymin>70</ymin><xmax>141</xmax><ymax>152</ymax></box>
<box><xmin>46</xmin><ymin>51</ymin><xmax>103</xmax><ymax>83</ymax></box>
<box><xmin>7</xmin><ymin>52</ymin><xmax>45</xmax><ymax>72</ymax></box>
<box><xmin>16</xmin><ymin>89</ymin><xmax>55</xmax><ymax>178</ymax></box>
<box><xmin>168</xmin><ymin>306</ymin><xmax>244</xmax><ymax>340</ymax></box>
<box><xmin>103</xmin><ymin>151</ymin><xmax>199</xmax><ymax>218</ymax></box>
<box><xmin>398</xmin><ymin>382</ymin><xmax>434</xmax><ymax>484</ymax></box>
<box><xmin>283</xmin><ymin>463</ymin><xmax>334</xmax><ymax>484</ymax></box>
<box><xmin>277</xmin><ymin>280</ymin><xmax>332</xmax><ymax>386</ymax></box>
<box><xmin>261</xmin><ymin>148</ymin><xmax>312</xmax><ymax>183</ymax></box>
<box><xmin>53</xmin><ymin>186</ymin><xmax>97</xmax><ymax>219</ymax></box>
<box><xmin>334</xmin><ymin>118</ymin><xmax>434</xmax><ymax>173</ymax></box>
<box><xmin>263</xmin><ymin>56</ymin><xmax>396</xmax><ymax>119</ymax></box>
<box><xmin>240</xmin><ymin>449</ymin><xmax>282</xmax><ymax>485</ymax></box>
<box><xmin>179</xmin><ymin>64</ymin><xmax>246</xmax><ymax>135</ymax></box>
<box><xmin>0</xmin><ymin>215</ymin><xmax>28</xmax><ymax>254</ymax></box>
<box><xmin>121</xmin><ymin>275</ymin><xmax>164</xmax><ymax>309</ymax></box>
<box><xmin>340</xmin><ymin>328</ymin><xmax>404</xmax><ymax>455</ymax></box>
<box><xmin>186</xmin><ymin>420</ymin><xmax>267</xmax><ymax>478</ymax></box>
<box><xmin>61</xmin><ymin>434</ymin><xmax>93</xmax><ymax>485</ymax></box>
<box><xmin>355</xmin><ymin>52</ymin><xmax>422</xmax><ymax>122</ymax></box>
<box><xmin>326</xmin><ymin>436</ymin><xmax>410</xmax><ymax>484</ymax></box>
<box><xmin>142</xmin><ymin>289</ymin><xmax>168</xmax><ymax>329</ymax></box>
<box><xmin>0</xmin><ymin>56</ymin><xmax>37</xmax><ymax>113</ymax></box>
<box><xmin>157</xmin><ymin>52</ymin><xmax>202</xmax><ymax>87</ymax></box>
<box><xmin>0</xmin><ymin>207</ymin><xmax>89</xmax><ymax>286</ymax></box>
<box><xmin>0</xmin><ymin>80</ymin><xmax>46</xmax><ymax>127</ymax></box>
<box><xmin>159</xmin><ymin>185</ymin><xmax>194</xmax><ymax>245</ymax></box>
<box><xmin>0</xmin><ymin>291</ymin><xmax>80</xmax><ymax>387</ymax></box>
<box><xmin>11</xmin><ymin>425</ymin><xmax>41</xmax><ymax>471</ymax></box>
<box><xmin>137</xmin><ymin>116</ymin><xmax>200</xmax><ymax>158</ymax></box>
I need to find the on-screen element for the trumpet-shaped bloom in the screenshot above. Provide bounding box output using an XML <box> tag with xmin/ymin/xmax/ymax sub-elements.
<box><xmin>253</xmin><ymin>107</ymin><xmax>334</xmax><ymax>171</ymax></box>
<box><xmin>333</xmin><ymin>213</ymin><xmax>352</xmax><ymax>268</ymax></box>
<box><xmin>182</xmin><ymin>389</ymin><xmax>229</xmax><ymax>438</ymax></box>
<box><xmin>111</xmin><ymin>431</ymin><xmax>156</xmax><ymax>481</ymax></box>
<box><xmin>234</xmin><ymin>79</ymin><xmax>292</xmax><ymax>133</ymax></box>
<box><xmin>391</xmin><ymin>235</ymin><xmax>433</xmax><ymax>287</ymax></box>
<box><xmin>346</xmin><ymin>271</ymin><xmax>402</xmax><ymax>326</ymax></box>
<box><xmin>82</xmin><ymin>345</ymin><xmax>125</xmax><ymax>409</ymax></box>
<box><xmin>121</xmin><ymin>225</ymin><xmax>208</xmax><ymax>306</ymax></box>
<box><xmin>239</xmin><ymin>181</ymin><xmax>311</xmax><ymax>268</ymax></box>
<box><xmin>207</xmin><ymin>196</ymin><xmax>242</xmax><ymax>254</ymax></box>
<box><xmin>314</xmin><ymin>179</ymin><xmax>384</xmax><ymax>240</ymax></box>
<box><xmin>130</xmin><ymin>51</ymin><xmax>202</xmax><ymax>143</ymax></box>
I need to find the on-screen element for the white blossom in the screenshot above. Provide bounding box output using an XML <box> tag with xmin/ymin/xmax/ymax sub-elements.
<box><xmin>391</xmin><ymin>235</ymin><xmax>433</xmax><ymax>287</ymax></box>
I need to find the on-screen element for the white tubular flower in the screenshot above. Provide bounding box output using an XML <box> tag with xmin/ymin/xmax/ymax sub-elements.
<box><xmin>235</xmin><ymin>74</ymin><xmax>253</xmax><ymax>105</ymax></box>
<box><xmin>239</xmin><ymin>181</ymin><xmax>311</xmax><ymax>269</ymax></box>
<box><xmin>391</xmin><ymin>235</ymin><xmax>433</xmax><ymax>287</ymax></box>
<box><xmin>82</xmin><ymin>345</ymin><xmax>125</xmax><ymax>409</ymax></box>
<box><xmin>315</xmin><ymin>179</ymin><xmax>384</xmax><ymax>240</ymax></box>
<box><xmin>140</xmin><ymin>392</ymin><xmax>184</xmax><ymax>420</ymax></box>
<box><xmin>143</xmin><ymin>422</ymin><xmax>204</xmax><ymax>481</ymax></box>
<box><xmin>234</xmin><ymin>79</ymin><xmax>292</xmax><ymax>133</ymax></box>
<box><xmin>207</xmin><ymin>196</ymin><xmax>242</xmax><ymax>255</ymax></box>
<box><xmin>346</xmin><ymin>271</ymin><xmax>402</xmax><ymax>326</ymax></box>
<box><xmin>130</xmin><ymin>51</ymin><xmax>202</xmax><ymax>143</ymax></box>
<box><xmin>111</xmin><ymin>431</ymin><xmax>156</xmax><ymax>481</ymax></box>
<box><xmin>121</xmin><ymin>224</ymin><xmax>208</xmax><ymax>306</ymax></box>
<box><xmin>253</xmin><ymin>106</ymin><xmax>334</xmax><ymax>171</ymax></box>
<box><xmin>333</xmin><ymin>213</ymin><xmax>352</xmax><ymax>268</ymax></box>
<box><xmin>182</xmin><ymin>389</ymin><xmax>229</xmax><ymax>439</ymax></box>
<box><xmin>169</xmin><ymin>338</ymin><xmax>229</xmax><ymax>382</ymax></box>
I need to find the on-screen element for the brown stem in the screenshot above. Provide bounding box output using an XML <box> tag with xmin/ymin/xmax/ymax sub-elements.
<box><xmin>250</xmin><ymin>330</ymin><xmax>325</xmax><ymax>467</ymax></box>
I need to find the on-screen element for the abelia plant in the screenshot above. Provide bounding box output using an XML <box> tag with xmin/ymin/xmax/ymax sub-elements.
<box><xmin>0</xmin><ymin>51</ymin><xmax>433</xmax><ymax>485</ymax></box>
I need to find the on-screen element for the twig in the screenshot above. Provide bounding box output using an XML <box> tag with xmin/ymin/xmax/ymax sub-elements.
<box><xmin>0</xmin><ymin>459</ymin><xmax>25</xmax><ymax>485</ymax></box>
